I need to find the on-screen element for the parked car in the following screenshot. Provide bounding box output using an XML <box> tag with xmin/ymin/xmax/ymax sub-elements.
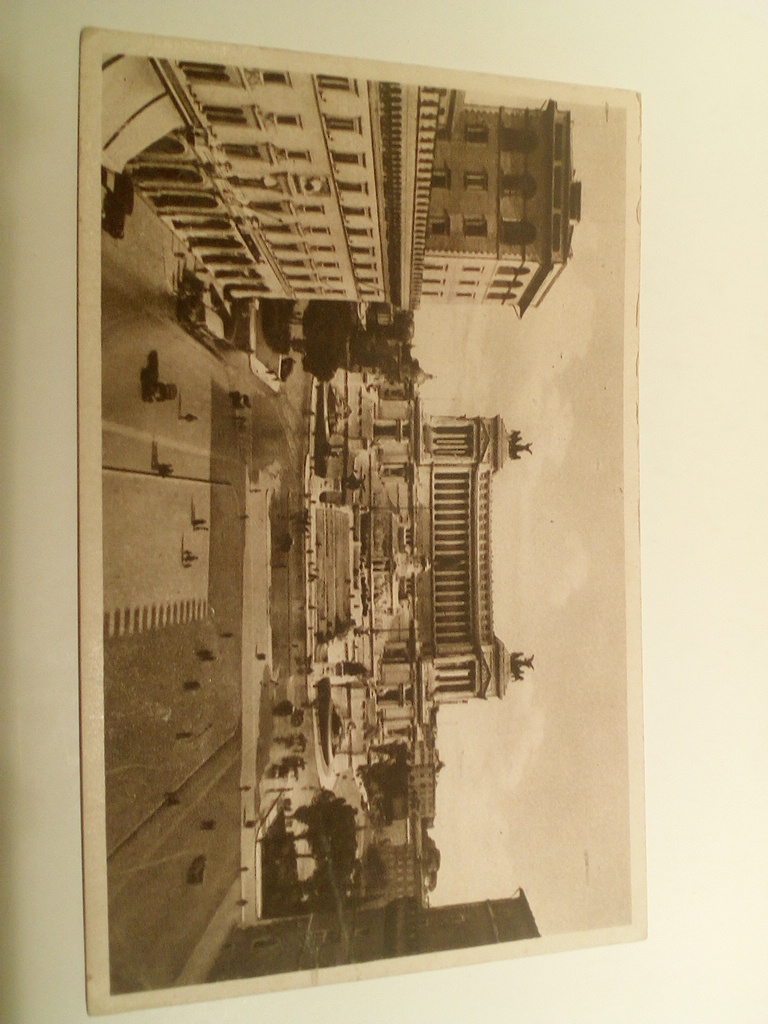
<box><xmin>140</xmin><ymin>350</ymin><xmax>178</xmax><ymax>402</ymax></box>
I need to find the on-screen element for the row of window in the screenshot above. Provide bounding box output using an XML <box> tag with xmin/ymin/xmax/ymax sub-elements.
<box><xmin>201</xmin><ymin>103</ymin><xmax>363</xmax><ymax>135</ymax></box>
<box><xmin>431</xmin><ymin>168</ymin><xmax>538</xmax><ymax>198</ymax></box>
<box><xmin>180</xmin><ymin>61</ymin><xmax>357</xmax><ymax>95</ymax></box>
<box><xmin>218</xmin><ymin>141</ymin><xmax>368</xmax><ymax>169</ymax></box>
<box><xmin>429</xmin><ymin>215</ymin><xmax>537</xmax><ymax>244</ymax></box>
<box><xmin>458</xmin><ymin>123</ymin><xmax>539</xmax><ymax>152</ymax></box>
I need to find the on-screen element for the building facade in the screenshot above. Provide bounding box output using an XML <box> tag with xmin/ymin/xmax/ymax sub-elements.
<box><xmin>102</xmin><ymin>55</ymin><xmax>443</xmax><ymax>306</ymax></box>
<box><xmin>422</xmin><ymin>94</ymin><xmax>582</xmax><ymax>315</ymax></box>
<box><xmin>102</xmin><ymin>56</ymin><xmax>579</xmax><ymax>313</ymax></box>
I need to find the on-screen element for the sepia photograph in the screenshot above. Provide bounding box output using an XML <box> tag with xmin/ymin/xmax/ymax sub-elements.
<box><xmin>78</xmin><ymin>28</ymin><xmax>644</xmax><ymax>1013</ymax></box>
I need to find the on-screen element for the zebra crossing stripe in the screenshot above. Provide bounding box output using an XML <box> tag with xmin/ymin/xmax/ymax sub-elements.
<box><xmin>103</xmin><ymin>598</ymin><xmax>208</xmax><ymax>637</ymax></box>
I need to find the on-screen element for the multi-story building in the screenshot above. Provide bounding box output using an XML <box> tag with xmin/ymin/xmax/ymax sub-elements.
<box><xmin>208</xmin><ymin>888</ymin><xmax>539</xmax><ymax>980</ymax></box>
<box><xmin>421</xmin><ymin>94</ymin><xmax>582</xmax><ymax>315</ymax></box>
<box><xmin>102</xmin><ymin>57</ymin><xmax>579</xmax><ymax>314</ymax></box>
<box><xmin>102</xmin><ymin>55</ymin><xmax>442</xmax><ymax>307</ymax></box>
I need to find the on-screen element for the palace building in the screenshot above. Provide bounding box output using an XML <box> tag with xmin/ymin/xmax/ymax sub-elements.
<box><xmin>421</xmin><ymin>93</ymin><xmax>582</xmax><ymax>315</ymax></box>
<box><xmin>102</xmin><ymin>55</ymin><xmax>442</xmax><ymax>306</ymax></box>
<box><xmin>102</xmin><ymin>56</ymin><xmax>579</xmax><ymax>312</ymax></box>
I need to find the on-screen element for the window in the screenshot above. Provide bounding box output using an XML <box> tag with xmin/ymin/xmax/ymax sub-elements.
<box><xmin>286</xmin><ymin>149</ymin><xmax>311</xmax><ymax>162</ymax></box>
<box><xmin>172</xmin><ymin>216</ymin><xmax>230</xmax><ymax>231</ymax></box>
<box><xmin>332</xmin><ymin>151</ymin><xmax>365</xmax><ymax>166</ymax></box>
<box><xmin>324</xmin><ymin>115</ymin><xmax>361</xmax><ymax>133</ymax></box>
<box><xmin>498</xmin><ymin>263</ymin><xmax>530</xmax><ymax>275</ymax></box>
<box><xmin>310</xmin><ymin>244</ymin><xmax>334</xmax><ymax>252</ymax></box>
<box><xmin>203</xmin><ymin>105</ymin><xmax>249</xmax><ymax>126</ymax></box>
<box><xmin>317</xmin><ymin>260</ymin><xmax>339</xmax><ymax>268</ymax></box>
<box><xmin>307</xmin><ymin>225</ymin><xmax>331</xmax><ymax>235</ymax></box>
<box><xmin>464</xmin><ymin>264</ymin><xmax>481</xmax><ymax>272</ymax></box>
<box><xmin>297</xmin><ymin>203</ymin><xmax>323</xmax><ymax>214</ymax></box>
<box><xmin>457</xmin><ymin>291</ymin><xmax>474</xmax><ymax>297</ymax></box>
<box><xmin>500</xmin><ymin>219</ymin><xmax>536</xmax><ymax>245</ymax></box>
<box><xmin>554</xmin><ymin>122</ymin><xmax>564</xmax><ymax>160</ymax></box>
<box><xmin>263</xmin><ymin>222</ymin><xmax>294</xmax><ymax>234</ymax></box>
<box><xmin>552</xmin><ymin>214</ymin><xmax>562</xmax><ymax>248</ymax></box>
<box><xmin>187</xmin><ymin>235</ymin><xmax>242</xmax><ymax>249</ymax></box>
<box><xmin>317</xmin><ymin>74</ymin><xmax>353</xmax><ymax>91</ymax></box>
<box><xmin>222</xmin><ymin>143</ymin><xmax>270</xmax><ymax>161</ymax></box>
<box><xmin>338</xmin><ymin>180</ymin><xmax>368</xmax><ymax>193</ymax></box>
<box><xmin>152</xmin><ymin>193</ymin><xmax>218</xmax><ymax>209</ymax></box>
<box><xmin>465</xmin><ymin>123</ymin><xmax>489</xmax><ymax>143</ymax></box>
<box><xmin>431</xmin><ymin>167</ymin><xmax>451</xmax><ymax>188</ymax></box>
<box><xmin>463</xmin><ymin>215</ymin><xmax>487</xmax><ymax>237</ymax></box>
<box><xmin>464</xmin><ymin>170</ymin><xmax>488</xmax><ymax>190</ymax></box>
<box><xmin>501</xmin><ymin>172</ymin><xmax>537</xmax><ymax>200</ymax></box>
<box><xmin>284</xmin><ymin>273</ymin><xmax>313</xmax><ymax>281</ymax></box>
<box><xmin>272</xmin><ymin>242</ymin><xmax>303</xmax><ymax>252</ymax></box>
<box><xmin>179</xmin><ymin>62</ymin><xmax>240</xmax><ymax>86</ymax></box>
<box><xmin>430</xmin><ymin>213</ymin><xmax>450</xmax><ymax>235</ymax></box>
<box><xmin>499</xmin><ymin>126</ymin><xmax>537</xmax><ymax>153</ymax></box>
<box><xmin>347</xmin><ymin>227</ymin><xmax>372</xmax><ymax>237</ymax></box>
<box><xmin>275</xmin><ymin>114</ymin><xmax>301</xmax><ymax>127</ymax></box>
<box><xmin>263</xmin><ymin>70</ymin><xmax>291</xmax><ymax>85</ymax></box>
<box><xmin>249</xmin><ymin>200</ymin><xmax>286</xmax><ymax>213</ymax></box>
<box><xmin>342</xmin><ymin>205</ymin><xmax>370</xmax><ymax>218</ymax></box>
<box><xmin>244</xmin><ymin>68</ymin><xmax>291</xmax><ymax>87</ymax></box>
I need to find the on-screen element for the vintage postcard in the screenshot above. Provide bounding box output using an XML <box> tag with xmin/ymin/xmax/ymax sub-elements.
<box><xmin>78</xmin><ymin>27</ymin><xmax>644</xmax><ymax>1013</ymax></box>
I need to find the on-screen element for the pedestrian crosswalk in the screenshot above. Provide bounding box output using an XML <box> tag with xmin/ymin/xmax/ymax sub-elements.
<box><xmin>104</xmin><ymin>598</ymin><xmax>208</xmax><ymax>637</ymax></box>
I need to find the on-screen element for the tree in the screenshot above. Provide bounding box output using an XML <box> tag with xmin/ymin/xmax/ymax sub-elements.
<box><xmin>421</xmin><ymin>830</ymin><xmax>441</xmax><ymax>892</ymax></box>
<box><xmin>293</xmin><ymin>790</ymin><xmax>358</xmax><ymax>908</ymax></box>
<box><xmin>259</xmin><ymin>298</ymin><xmax>295</xmax><ymax>354</ymax></box>
<box><xmin>301</xmin><ymin>301</ymin><xmax>355</xmax><ymax>381</ymax></box>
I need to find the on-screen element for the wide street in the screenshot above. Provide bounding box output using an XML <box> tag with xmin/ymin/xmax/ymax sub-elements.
<box><xmin>101</xmin><ymin>193</ymin><xmax>312</xmax><ymax>992</ymax></box>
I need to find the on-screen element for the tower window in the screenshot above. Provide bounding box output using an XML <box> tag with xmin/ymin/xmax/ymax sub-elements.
<box><xmin>465</xmin><ymin>123</ymin><xmax>489</xmax><ymax>144</ymax></box>
<box><xmin>464</xmin><ymin>170</ymin><xmax>488</xmax><ymax>190</ymax></box>
<box><xmin>502</xmin><ymin>172</ymin><xmax>537</xmax><ymax>199</ymax></box>
<box><xmin>275</xmin><ymin>114</ymin><xmax>301</xmax><ymax>127</ymax></box>
<box><xmin>499</xmin><ymin>127</ymin><xmax>537</xmax><ymax>153</ymax></box>
<box><xmin>500</xmin><ymin>220</ymin><xmax>536</xmax><ymax>246</ymax></box>
<box><xmin>463</xmin><ymin>216</ymin><xmax>487</xmax><ymax>238</ymax></box>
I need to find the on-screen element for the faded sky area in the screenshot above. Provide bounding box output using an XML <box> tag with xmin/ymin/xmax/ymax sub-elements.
<box><xmin>413</xmin><ymin>98</ymin><xmax>636</xmax><ymax>936</ymax></box>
